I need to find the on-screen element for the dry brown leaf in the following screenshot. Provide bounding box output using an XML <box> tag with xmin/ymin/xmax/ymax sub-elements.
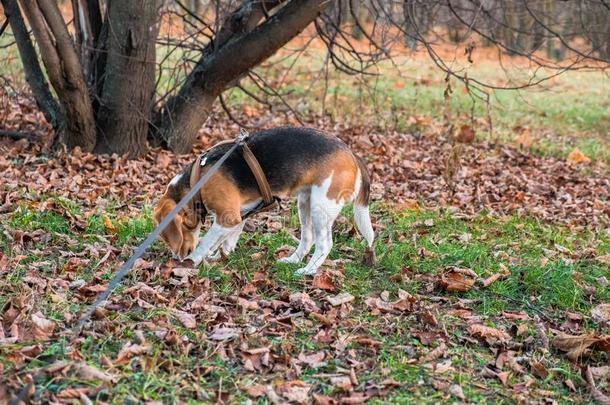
<box><xmin>115</xmin><ymin>342</ymin><xmax>151</xmax><ymax>364</ymax></box>
<box><xmin>440</xmin><ymin>269</ymin><xmax>476</xmax><ymax>292</ymax></box>
<box><xmin>297</xmin><ymin>351</ymin><xmax>326</xmax><ymax>368</ymax></box>
<box><xmin>57</xmin><ymin>387</ymin><xmax>92</xmax><ymax>399</ymax></box>
<box><xmin>330</xmin><ymin>375</ymin><xmax>352</xmax><ymax>391</ymax></box>
<box><xmin>73</xmin><ymin>362</ymin><xmax>115</xmax><ymax>383</ymax></box>
<box><xmin>552</xmin><ymin>332</ymin><xmax>601</xmax><ymax>361</ymax></box>
<box><xmin>584</xmin><ymin>366</ymin><xmax>610</xmax><ymax>405</ymax></box>
<box><xmin>394</xmin><ymin>199</ymin><xmax>419</xmax><ymax>211</ymax></box>
<box><xmin>456</xmin><ymin>124</ymin><xmax>475</xmax><ymax>144</ymax></box>
<box><xmin>312</xmin><ymin>271</ymin><xmax>337</xmax><ymax>291</ymax></box>
<box><xmin>209</xmin><ymin>327</ymin><xmax>240</xmax><ymax>341</ymax></box>
<box><xmin>289</xmin><ymin>292</ymin><xmax>320</xmax><ymax>313</ymax></box>
<box><xmin>591</xmin><ymin>303</ymin><xmax>610</xmax><ymax>324</ymax></box>
<box><xmin>567</xmin><ymin>148</ymin><xmax>591</xmax><ymax>164</ymax></box>
<box><xmin>514</xmin><ymin>128</ymin><xmax>534</xmax><ymax>148</ymax></box>
<box><xmin>244</xmin><ymin>384</ymin><xmax>266</xmax><ymax>398</ymax></box>
<box><xmin>530</xmin><ymin>361</ymin><xmax>549</xmax><ymax>379</ymax></box>
<box><xmin>468</xmin><ymin>324</ymin><xmax>511</xmax><ymax>343</ymax></box>
<box><xmin>327</xmin><ymin>292</ymin><xmax>354</xmax><ymax>306</ymax></box>
<box><xmin>275</xmin><ymin>380</ymin><xmax>310</xmax><ymax>404</ymax></box>
<box><xmin>30</xmin><ymin>311</ymin><xmax>56</xmax><ymax>340</ymax></box>
<box><xmin>173</xmin><ymin>310</ymin><xmax>196</xmax><ymax>329</ymax></box>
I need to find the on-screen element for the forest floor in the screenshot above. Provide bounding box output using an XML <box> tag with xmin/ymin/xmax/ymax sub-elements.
<box><xmin>0</xmin><ymin>46</ymin><xmax>609</xmax><ymax>404</ymax></box>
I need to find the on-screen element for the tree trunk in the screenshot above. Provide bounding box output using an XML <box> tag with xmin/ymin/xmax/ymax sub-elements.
<box><xmin>94</xmin><ymin>0</ymin><xmax>160</xmax><ymax>157</ymax></box>
<box><xmin>19</xmin><ymin>0</ymin><xmax>97</xmax><ymax>151</ymax></box>
<box><xmin>154</xmin><ymin>0</ymin><xmax>327</xmax><ymax>154</ymax></box>
<box><xmin>1</xmin><ymin>0</ymin><xmax>62</xmax><ymax>128</ymax></box>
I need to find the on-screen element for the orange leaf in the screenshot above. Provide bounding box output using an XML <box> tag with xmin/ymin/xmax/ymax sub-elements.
<box><xmin>468</xmin><ymin>324</ymin><xmax>511</xmax><ymax>342</ymax></box>
<box><xmin>456</xmin><ymin>125</ymin><xmax>475</xmax><ymax>144</ymax></box>
<box><xmin>567</xmin><ymin>148</ymin><xmax>591</xmax><ymax>164</ymax></box>
<box><xmin>102</xmin><ymin>215</ymin><xmax>116</xmax><ymax>234</ymax></box>
<box><xmin>514</xmin><ymin>128</ymin><xmax>534</xmax><ymax>148</ymax></box>
<box><xmin>440</xmin><ymin>269</ymin><xmax>475</xmax><ymax>292</ymax></box>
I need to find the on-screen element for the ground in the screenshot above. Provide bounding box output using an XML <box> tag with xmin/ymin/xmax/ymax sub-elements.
<box><xmin>0</xmin><ymin>44</ymin><xmax>609</xmax><ymax>404</ymax></box>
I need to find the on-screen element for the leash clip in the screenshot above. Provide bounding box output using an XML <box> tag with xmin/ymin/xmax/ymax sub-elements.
<box><xmin>237</xmin><ymin>128</ymin><xmax>249</xmax><ymax>145</ymax></box>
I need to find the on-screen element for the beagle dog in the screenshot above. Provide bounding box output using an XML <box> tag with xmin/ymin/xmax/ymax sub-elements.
<box><xmin>154</xmin><ymin>126</ymin><xmax>374</xmax><ymax>276</ymax></box>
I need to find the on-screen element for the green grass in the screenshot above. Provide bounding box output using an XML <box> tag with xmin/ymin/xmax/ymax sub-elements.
<box><xmin>1</xmin><ymin>199</ymin><xmax>608</xmax><ymax>402</ymax></box>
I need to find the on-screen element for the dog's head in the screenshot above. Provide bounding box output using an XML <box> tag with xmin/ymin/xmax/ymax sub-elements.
<box><xmin>153</xmin><ymin>195</ymin><xmax>202</xmax><ymax>260</ymax></box>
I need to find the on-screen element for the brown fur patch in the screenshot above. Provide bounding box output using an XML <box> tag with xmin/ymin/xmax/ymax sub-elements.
<box><xmin>153</xmin><ymin>196</ymin><xmax>199</xmax><ymax>258</ymax></box>
<box><xmin>325</xmin><ymin>151</ymin><xmax>359</xmax><ymax>203</ymax></box>
<box><xmin>200</xmin><ymin>171</ymin><xmax>243</xmax><ymax>227</ymax></box>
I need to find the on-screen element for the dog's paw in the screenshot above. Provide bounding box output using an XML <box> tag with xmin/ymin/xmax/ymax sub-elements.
<box><xmin>205</xmin><ymin>250</ymin><xmax>222</xmax><ymax>262</ymax></box>
<box><xmin>295</xmin><ymin>266</ymin><xmax>317</xmax><ymax>276</ymax></box>
<box><xmin>278</xmin><ymin>254</ymin><xmax>301</xmax><ymax>264</ymax></box>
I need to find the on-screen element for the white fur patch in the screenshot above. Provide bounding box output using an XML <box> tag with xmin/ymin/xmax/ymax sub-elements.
<box><xmin>167</xmin><ymin>173</ymin><xmax>182</xmax><ymax>192</ymax></box>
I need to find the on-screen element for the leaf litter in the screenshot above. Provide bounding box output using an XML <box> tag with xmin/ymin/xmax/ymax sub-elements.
<box><xmin>0</xmin><ymin>105</ymin><xmax>609</xmax><ymax>402</ymax></box>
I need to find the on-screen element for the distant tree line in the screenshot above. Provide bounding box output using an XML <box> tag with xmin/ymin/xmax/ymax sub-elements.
<box><xmin>1</xmin><ymin>0</ymin><xmax>608</xmax><ymax>157</ymax></box>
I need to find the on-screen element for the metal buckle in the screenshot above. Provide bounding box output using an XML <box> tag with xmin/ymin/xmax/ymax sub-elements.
<box><xmin>237</xmin><ymin>128</ymin><xmax>249</xmax><ymax>145</ymax></box>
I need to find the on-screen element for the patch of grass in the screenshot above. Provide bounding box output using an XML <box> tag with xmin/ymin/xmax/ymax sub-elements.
<box><xmin>1</xmin><ymin>195</ymin><xmax>608</xmax><ymax>402</ymax></box>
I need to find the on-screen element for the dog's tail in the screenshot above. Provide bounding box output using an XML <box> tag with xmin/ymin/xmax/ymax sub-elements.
<box><xmin>353</xmin><ymin>155</ymin><xmax>375</xmax><ymax>266</ymax></box>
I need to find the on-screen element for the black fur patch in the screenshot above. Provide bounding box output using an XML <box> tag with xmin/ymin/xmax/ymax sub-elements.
<box><xmin>202</xmin><ymin>127</ymin><xmax>350</xmax><ymax>194</ymax></box>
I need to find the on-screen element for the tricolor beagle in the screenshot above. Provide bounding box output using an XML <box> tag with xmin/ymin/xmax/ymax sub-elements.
<box><xmin>154</xmin><ymin>127</ymin><xmax>374</xmax><ymax>276</ymax></box>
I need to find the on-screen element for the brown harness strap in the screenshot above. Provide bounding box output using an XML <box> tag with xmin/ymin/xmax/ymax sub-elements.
<box><xmin>240</xmin><ymin>142</ymin><xmax>274</xmax><ymax>206</ymax></box>
<box><xmin>188</xmin><ymin>135</ymin><xmax>278</xmax><ymax>222</ymax></box>
<box><xmin>187</xmin><ymin>155</ymin><xmax>205</xmax><ymax>225</ymax></box>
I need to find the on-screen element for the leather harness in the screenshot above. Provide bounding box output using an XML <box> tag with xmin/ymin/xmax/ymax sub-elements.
<box><xmin>187</xmin><ymin>135</ymin><xmax>279</xmax><ymax>225</ymax></box>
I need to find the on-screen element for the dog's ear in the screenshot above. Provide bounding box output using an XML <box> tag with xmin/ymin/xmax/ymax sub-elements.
<box><xmin>154</xmin><ymin>197</ymin><xmax>184</xmax><ymax>253</ymax></box>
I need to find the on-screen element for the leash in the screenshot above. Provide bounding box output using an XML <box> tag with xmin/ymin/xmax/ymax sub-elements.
<box><xmin>75</xmin><ymin>130</ymin><xmax>250</xmax><ymax>332</ymax></box>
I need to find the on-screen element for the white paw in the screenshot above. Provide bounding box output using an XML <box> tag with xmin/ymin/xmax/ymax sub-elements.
<box><xmin>295</xmin><ymin>266</ymin><xmax>317</xmax><ymax>276</ymax></box>
<box><xmin>278</xmin><ymin>254</ymin><xmax>302</xmax><ymax>264</ymax></box>
<box><xmin>206</xmin><ymin>250</ymin><xmax>222</xmax><ymax>262</ymax></box>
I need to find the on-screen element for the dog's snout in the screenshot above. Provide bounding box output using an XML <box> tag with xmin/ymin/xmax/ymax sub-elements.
<box><xmin>186</xmin><ymin>248</ymin><xmax>193</xmax><ymax>257</ymax></box>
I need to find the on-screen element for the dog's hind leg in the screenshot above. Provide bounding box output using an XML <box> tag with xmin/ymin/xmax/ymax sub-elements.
<box><xmin>295</xmin><ymin>179</ymin><xmax>343</xmax><ymax>276</ymax></box>
<box><xmin>279</xmin><ymin>189</ymin><xmax>313</xmax><ymax>264</ymax></box>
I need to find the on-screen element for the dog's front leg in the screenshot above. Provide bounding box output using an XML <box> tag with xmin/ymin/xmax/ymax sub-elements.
<box><xmin>187</xmin><ymin>221</ymin><xmax>241</xmax><ymax>265</ymax></box>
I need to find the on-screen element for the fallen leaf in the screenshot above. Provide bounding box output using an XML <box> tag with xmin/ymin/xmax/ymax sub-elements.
<box><xmin>394</xmin><ymin>199</ymin><xmax>419</xmax><ymax>211</ymax></box>
<box><xmin>102</xmin><ymin>215</ymin><xmax>116</xmax><ymax>234</ymax></box>
<box><xmin>468</xmin><ymin>324</ymin><xmax>511</xmax><ymax>343</ymax></box>
<box><xmin>456</xmin><ymin>124</ymin><xmax>475</xmax><ymax>144</ymax></box>
<box><xmin>73</xmin><ymin>362</ymin><xmax>115</xmax><ymax>382</ymax></box>
<box><xmin>566</xmin><ymin>148</ymin><xmax>591</xmax><ymax>164</ymax></box>
<box><xmin>275</xmin><ymin>380</ymin><xmax>310</xmax><ymax>404</ymax></box>
<box><xmin>530</xmin><ymin>361</ymin><xmax>549</xmax><ymax>379</ymax></box>
<box><xmin>297</xmin><ymin>351</ymin><xmax>326</xmax><ymax>368</ymax></box>
<box><xmin>173</xmin><ymin>310</ymin><xmax>196</xmax><ymax>329</ymax></box>
<box><xmin>514</xmin><ymin>128</ymin><xmax>534</xmax><ymax>148</ymax></box>
<box><xmin>552</xmin><ymin>332</ymin><xmax>609</xmax><ymax>361</ymax></box>
<box><xmin>591</xmin><ymin>303</ymin><xmax>610</xmax><ymax>324</ymax></box>
<box><xmin>584</xmin><ymin>366</ymin><xmax>610</xmax><ymax>405</ymax></box>
<box><xmin>244</xmin><ymin>383</ymin><xmax>266</xmax><ymax>398</ymax></box>
<box><xmin>326</xmin><ymin>292</ymin><xmax>354</xmax><ymax>306</ymax></box>
<box><xmin>440</xmin><ymin>269</ymin><xmax>476</xmax><ymax>292</ymax></box>
<box><xmin>312</xmin><ymin>271</ymin><xmax>336</xmax><ymax>291</ymax></box>
<box><xmin>115</xmin><ymin>342</ymin><xmax>150</xmax><ymax>364</ymax></box>
<box><xmin>289</xmin><ymin>292</ymin><xmax>320</xmax><ymax>313</ymax></box>
<box><xmin>30</xmin><ymin>311</ymin><xmax>56</xmax><ymax>340</ymax></box>
<box><xmin>209</xmin><ymin>327</ymin><xmax>240</xmax><ymax>341</ymax></box>
<box><xmin>57</xmin><ymin>387</ymin><xmax>92</xmax><ymax>398</ymax></box>
<box><xmin>330</xmin><ymin>375</ymin><xmax>352</xmax><ymax>391</ymax></box>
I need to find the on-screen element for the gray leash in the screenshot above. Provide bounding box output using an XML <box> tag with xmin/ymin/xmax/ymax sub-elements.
<box><xmin>75</xmin><ymin>130</ymin><xmax>248</xmax><ymax>332</ymax></box>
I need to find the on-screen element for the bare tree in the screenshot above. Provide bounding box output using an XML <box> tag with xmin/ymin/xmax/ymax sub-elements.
<box><xmin>1</xmin><ymin>0</ymin><xmax>609</xmax><ymax>157</ymax></box>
